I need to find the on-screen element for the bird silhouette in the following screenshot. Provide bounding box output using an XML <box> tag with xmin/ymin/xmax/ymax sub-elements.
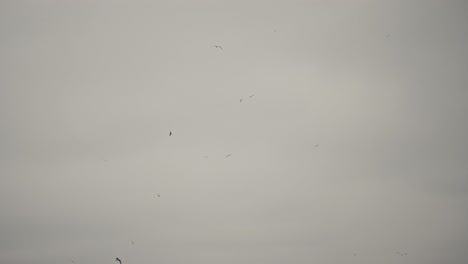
<box><xmin>240</xmin><ymin>98</ymin><xmax>243</xmax><ymax>102</ymax></box>
<box><xmin>314</xmin><ymin>144</ymin><xmax>319</xmax><ymax>148</ymax></box>
<box><xmin>225</xmin><ymin>154</ymin><xmax>232</xmax><ymax>158</ymax></box>
<box><xmin>115</xmin><ymin>257</ymin><xmax>122</xmax><ymax>264</ymax></box>
<box><xmin>157</xmin><ymin>194</ymin><xmax>160</xmax><ymax>197</ymax></box>
<box><xmin>213</xmin><ymin>45</ymin><xmax>223</xmax><ymax>50</ymax></box>
<box><xmin>131</xmin><ymin>241</ymin><xmax>135</xmax><ymax>245</ymax></box>
<box><xmin>169</xmin><ymin>131</ymin><xmax>172</xmax><ymax>136</ymax></box>
<box><xmin>249</xmin><ymin>94</ymin><xmax>255</xmax><ymax>98</ymax></box>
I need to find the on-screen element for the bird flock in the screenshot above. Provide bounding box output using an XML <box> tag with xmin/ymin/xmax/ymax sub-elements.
<box><xmin>107</xmin><ymin>45</ymin><xmax>322</xmax><ymax>264</ymax></box>
<box><xmin>86</xmin><ymin>40</ymin><xmax>399</xmax><ymax>264</ymax></box>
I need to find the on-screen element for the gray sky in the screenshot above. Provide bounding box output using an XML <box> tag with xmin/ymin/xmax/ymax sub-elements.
<box><xmin>1</xmin><ymin>0</ymin><xmax>468</xmax><ymax>263</ymax></box>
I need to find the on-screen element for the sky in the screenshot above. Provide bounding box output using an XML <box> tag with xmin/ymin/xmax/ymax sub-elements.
<box><xmin>1</xmin><ymin>0</ymin><xmax>468</xmax><ymax>263</ymax></box>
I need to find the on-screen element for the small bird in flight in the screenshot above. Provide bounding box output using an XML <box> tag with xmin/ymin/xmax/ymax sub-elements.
<box><xmin>157</xmin><ymin>194</ymin><xmax>160</xmax><ymax>197</ymax></box>
<box><xmin>213</xmin><ymin>45</ymin><xmax>223</xmax><ymax>50</ymax></box>
<box><xmin>225</xmin><ymin>154</ymin><xmax>232</xmax><ymax>158</ymax></box>
<box><xmin>240</xmin><ymin>98</ymin><xmax>243</xmax><ymax>102</ymax></box>
<box><xmin>131</xmin><ymin>241</ymin><xmax>135</xmax><ymax>245</ymax></box>
<box><xmin>314</xmin><ymin>144</ymin><xmax>319</xmax><ymax>148</ymax></box>
<box><xmin>115</xmin><ymin>257</ymin><xmax>122</xmax><ymax>264</ymax></box>
<box><xmin>169</xmin><ymin>131</ymin><xmax>172</xmax><ymax>136</ymax></box>
<box><xmin>249</xmin><ymin>94</ymin><xmax>255</xmax><ymax>98</ymax></box>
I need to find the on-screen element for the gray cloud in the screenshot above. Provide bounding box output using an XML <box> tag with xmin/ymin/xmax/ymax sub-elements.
<box><xmin>1</xmin><ymin>0</ymin><xmax>468</xmax><ymax>263</ymax></box>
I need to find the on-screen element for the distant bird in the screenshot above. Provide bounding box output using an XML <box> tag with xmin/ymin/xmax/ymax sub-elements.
<box><xmin>131</xmin><ymin>241</ymin><xmax>135</xmax><ymax>245</ymax></box>
<box><xmin>240</xmin><ymin>98</ymin><xmax>243</xmax><ymax>102</ymax></box>
<box><xmin>249</xmin><ymin>94</ymin><xmax>255</xmax><ymax>98</ymax></box>
<box><xmin>169</xmin><ymin>131</ymin><xmax>172</xmax><ymax>136</ymax></box>
<box><xmin>225</xmin><ymin>154</ymin><xmax>232</xmax><ymax>158</ymax></box>
<box><xmin>115</xmin><ymin>257</ymin><xmax>122</xmax><ymax>264</ymax></box>
<box><xmin>157</xmin><ymin>194</ymin><xmax>160</xmax><ymax>197</ymax></box>
<box><xmin>213</xmin><ymin>45</ymin><xmax>223</xmax><ymax>50</ymax></box>
<box><xmin>314</xmin><ymin>144</ymin><xmax>319</xmax><ymax>148</ymax></box>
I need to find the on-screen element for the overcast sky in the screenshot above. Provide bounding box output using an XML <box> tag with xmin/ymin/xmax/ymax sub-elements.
<box><xmin>1</xmin><ymin>1</ymin><xmax>468</xmax><ymax>263</ymax></box>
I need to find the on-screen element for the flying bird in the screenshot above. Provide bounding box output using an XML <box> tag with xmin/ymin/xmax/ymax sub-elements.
<box><xmin>240</xmin><ymin>98</ymin><xmax>243</xmax><ymax>102</ymax></box>
<box><xmin>249</xmin><ymin>94</ymin><xmax>255</xmax><ymax>98</ymax></box>
<box><xmin>314</xmin><ymin>144</ymin><xmax>319</xmax><ymax>148</ymax></box>
<box><xmin>225</xmin><ymin>154</ymin><xmax>232</xmax><ymax>158</ymax></box>
<box><xmin>169</xmin><ymin>131</ymin><xmax>172</xmax><ymax>136</ymax></box>
<box><xmin>131</xmin><ymin>241</ymin><xmax>135</xmax><ymax>245</ymax></box>
<box><xmin>213</xmin><ymin>45</ymin><xmax>223</xmax><ymax>50</ymax></box>
<box><xmin>115</xmin><ymin>257</ymin><xmax>122</xmax><ymax>264</ymax></box>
